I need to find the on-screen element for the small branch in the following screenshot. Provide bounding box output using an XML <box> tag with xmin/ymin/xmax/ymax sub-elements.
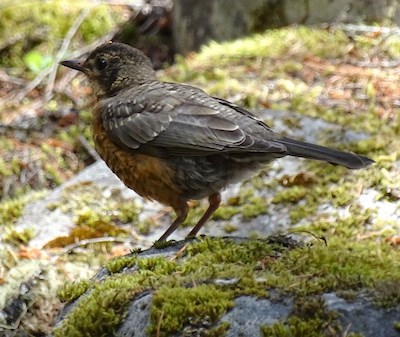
<box><xmin>156</xmin><ymin>310</ymin><xmax>165</xmax><ymax>337</ymax></box>
<box><xmin>66</xmin><ymin>31</ymin><xmax>116</xmax><ymax>60</ymax></box>
<box><xmin>78</xmin><ymin>135</ymin><xmax>101</xmax><ymax>161</ymax></box>
<box><xmin>325</xmin><ymin>23</ymin><xmax>400</xmax><ymax>35</ymax></box>
<box><xmin>0</xmin><ymin>70</ymin><xmax>27</xmax><ymax>86</ymax></box>
<box><xmin>10</xmin><ymin>5</ymin><xmax>95</xmax><ymax>104</ymax></box>
<box><xmin>12</xmin><ymin>67</ymin><xmax>53</xmax><ymax>102</ymax></box>
<box><xmin>169</xmin><ymin>243</ymin><xmax>189</xmax><ymax>261</ymax></box>
<box><xmin>57</xmin><ymin>236</ymin><xmax>130</xmax><ymax>256</ymax></box>
<box><xmin>44</xmin><ymin>5</ymin><xmax>94</xmax><ymax>101</ymax></box>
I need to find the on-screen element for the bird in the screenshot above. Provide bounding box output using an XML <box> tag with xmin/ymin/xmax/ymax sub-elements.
<box><xmin>60</xmin><ymin>42</ymin><xmax>374</xmax><ymax>241</ymax></box>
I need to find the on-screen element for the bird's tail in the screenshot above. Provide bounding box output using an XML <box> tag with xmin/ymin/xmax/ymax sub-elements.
<box><xmin>278</xmin><ymin>137</ymin><xmax>374</xmax><ymax>169</ymax></box>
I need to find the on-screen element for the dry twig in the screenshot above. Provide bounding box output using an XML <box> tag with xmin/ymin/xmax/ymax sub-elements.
<box><xmin>44</xmin><ymin>5</ymin><xmax>93</xmax><ymax>101</ymax></box>
<box><xmin>11</xmin><ymin>5</ymin><xmax>94</xmax><ymax>104</ymax></box>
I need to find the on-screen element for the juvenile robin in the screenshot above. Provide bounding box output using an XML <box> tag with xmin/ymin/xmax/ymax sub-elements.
<box><xmin>61</xmin><ymin>42</ymin><xmax>374</xmax><ymax>241</ymax></box>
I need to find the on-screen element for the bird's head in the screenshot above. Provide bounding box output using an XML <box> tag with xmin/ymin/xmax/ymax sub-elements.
<box><xmin>60</xmin><ymin>42</ymin><xmax>156</xmax><ymax>98</ymax></box>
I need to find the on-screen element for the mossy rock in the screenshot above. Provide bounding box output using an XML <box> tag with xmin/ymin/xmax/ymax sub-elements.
<box><xmin>53</xmin><ymin>236</ymin><xmax>400</xmax><ymax>337</ymax></box>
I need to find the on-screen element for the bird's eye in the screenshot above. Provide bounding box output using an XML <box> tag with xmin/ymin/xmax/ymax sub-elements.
<box><xmin>95</xmin><ymin>58</ymin><xmax>107</xmax><ymax>71</ymax></box>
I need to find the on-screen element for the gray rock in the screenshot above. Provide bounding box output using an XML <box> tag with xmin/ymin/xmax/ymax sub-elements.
<box><xmin>324</xmin><ymin>292</ymin><xmax>400</xmax><ymax>337</ymax></box>
<box><xmin>221</xmin><ymin>296</ymin><xmax>292</xmax><ymax>337</ymax></box>
<box><xmin>54</xmin><ymin>238</ymin><xmax>400</xmax><ymax>337</ymax></box>
<box><xmin>116</xmin><ymin>292</ymin><xmax>153</xmax><ymax>337</ymax></box>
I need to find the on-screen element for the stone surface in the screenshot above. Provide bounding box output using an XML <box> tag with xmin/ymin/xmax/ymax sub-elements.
<box><xmin>324</xmin><ymin>292</ymin><xmax>400</xmax><ymax>337</ymax></box>
<box><xmin>116</xmin><ymin>292</ymin><xmax>153</xmax><ymax>337</ymax></box>
<box><xmin>221</xmin><ymin>296</ymin><xmax>292</xmax><ymax>337</ymax></box>
<box><xmin>54</xmin><ymin>238</ymin><xmax>400</xmax><ymax>337</ymax></box>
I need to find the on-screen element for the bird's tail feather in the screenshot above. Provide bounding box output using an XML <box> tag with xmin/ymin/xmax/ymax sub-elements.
<box><xmin>278</xmin><ymin>137</ymin><xmax>374</xmax><ymax>169</ymax></box>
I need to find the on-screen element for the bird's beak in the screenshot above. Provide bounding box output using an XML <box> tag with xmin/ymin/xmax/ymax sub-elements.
<box><xmin>60</xmin><ymin>59</ymin><xmax>88</xmax><ymax>74</ymax></box>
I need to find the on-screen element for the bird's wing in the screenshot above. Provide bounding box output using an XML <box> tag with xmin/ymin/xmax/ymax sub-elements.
<box><xmin>99</xmin><ymin>85</ymin><xmax>286</xmax><ymax>156</ymax></box>
<box><xmin>100</xmin><ymin>92</ymin><xmax>180</xmax><ymax>150</ymax></box>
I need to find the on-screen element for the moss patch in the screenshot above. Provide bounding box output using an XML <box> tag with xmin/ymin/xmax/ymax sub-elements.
<box><xmin>54</xmin><ymin>237</ymin><xmax>288</xmax><ymax>336</ymax></box>
<box><xmin>55</xmin><ymin>235</ymin><xmax>400</xmax><ymax>336</ymax></box>
<box><xmin>105</xmin><ymin>255</ymin><xmax>137</xmax><ymax>274</ymax></box>
<box><xmin>0</xmin><ymin>190</ymin><xmax>47</xmax><ymax>227</ymax></box>
<box><xmin>58</xmin><ymin>279</ymin><xmax>92</xmax><ymax>303</ymax></box>
<box><xmin>148</xmin><ymin>285</ymin><xmax>234</xmax><ymax>337</ymax></box>
<box><xmin>53</xmin><ymin>274</ymin><xmax>146</xmax><ymax>337</ymax></box>
<box><xmin>0</xmin><ymin>2</ymin><xmax>122</xmax><ymax>72</ymax></box>
<box><xmin>264</xmin><ymin>239</ymin><xmax>400</xmax><ymax>297</ymax></box>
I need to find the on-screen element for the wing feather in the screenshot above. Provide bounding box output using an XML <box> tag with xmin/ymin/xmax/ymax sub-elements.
<box><xmin>98</xmin><ymin>86</ymin><xmax>286</xmax><ymax>156</ymax></box>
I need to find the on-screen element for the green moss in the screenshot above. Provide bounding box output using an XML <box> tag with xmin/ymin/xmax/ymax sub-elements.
<box><xmin>0</xmin><ymin>198</ymin><xmax>25</xmax><ymax>226</ymax></box>
<box><xmin>48</xmin><ymin>182</ymin><xmax>140</xmax><ymax>227</ymax></box>
<box><xmin>0</xmin><ymin>2</ymin><xmax>123</xmax><ymax>73</ymax></box>
<box><xmin>223</xmin><ymin>224</ymin><xmax>238</xmax><ymax>234</ymax></box>
<box><xmin>136</xmin><ymin>218</ymin><xmax>156</xmax><ymax>235</ymax></box>
<box><xmin>153</xmin><ymin>239</ymin><xmax>179</xmax><ymax>249</ymax></box>
<box><xmin>184</xmin><ymin>237</ymin><xmax>276</xmax><ymax>266</ymax></box>
<box><xmin>374</xmin><ymin>280</ymin><xmax>400</xmax><ymax>308</ymax></box>
<box><xmin>296</xmin><ymin>203</ymin><xmax>375</xmax><ymax>240</ymax></box>
<box><xmin>53</xmin><ymin>274</ymin><xmax>146</xmax><ymax>337</ymax></box>
<box><xmin>394</xmin><ymin>321</ymin><xmax>400</xmax><ymax>332</ymax></box>
<box><xmin>58</xmin><ymin>279</ymin><xmax>92</xmax><ymax>303</ymax></box>
<box><xmin>148</xmin><ymin>285</ymin><xmax>234</xmax><ymax>337</ymax></box>
<box><xmin>204</xmin><ymin>322</ymin><xmax>230</xmax><ymax>337</ymax></box>
<box><xmin>272</xmin><ymin>186</ymin><xmax>308</xmax><ymax>204</ymax></box>
<box><xmin>55</xmin><ymin>235</ymin><xmax>400</xmax><ymax>335</ymax></box>
<box><xmin>137</xmin><ymin>256</ymin><xmax>177</xmax><ymax>275</ymax></box>
<box><xmin>2</xmin><ymin>227</ymin><xmax>34</xmax><ymax>244</ymax></box>
<box><xmin>264</xmin><ymin>239</ymin><xmax>400</xmax><ymax>297</ymax></box>
<box><xmin>327</xmin><ymin>182</ymin><xmax>360</xmax><ymax>207</ymax></box>
<box><xmin>106</xmin><ymin>255</ymin><xmax>137</xmax><ymax>274</ymax></box>
<box><xmin>54</xmin><ymin>237</ymin><xmax>283</xmax><ymax>335</ymax></box>
<box><xmin>213</xmin><ymin>205</ymin><xmax>241</xmax><ymax>220</ymax></box>
<box><xmin>289</xmin><ymin>203</ymin><xmax>317</xmax><ymax>224</ymax></box>
<box><xmin>0</xmin><ymin>190</ymin><xmax>47</xmax><ymax>226</ymax></box>
<box><xmin>197</xmin><ymin>27</ymin><xmax>350</xmax><ymax>63</ymax></box>
<box><xmin>261</xmin><ymin>316</ymin><xmax>328</xmax><ymax>337</ymax></box>
<box><xmin>242</xmin><ymin>196</ymin><xmax>268</xmax><ymax>219</ymax></box>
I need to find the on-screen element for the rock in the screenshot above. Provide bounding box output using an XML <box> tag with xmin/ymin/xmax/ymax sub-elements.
<box><xmin>221</xmin><ymin>296</ymin><xmax>292</xmax><ymax>337</ymax></box>
<box><xmin>52</xmin><ymin>237</ymin><xmax>400</xmax><ymax>337</ymax></box>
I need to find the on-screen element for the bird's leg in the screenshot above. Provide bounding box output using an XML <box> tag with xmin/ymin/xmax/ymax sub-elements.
<box><xmin>158</xmin><ymin>202</ymin><xmax>189</xmax><ymax>241</ymax></box>
<box><xmin>186</xmin><ymin>192</ymin><xmax>221</xmax><ymax>238</ymax></box>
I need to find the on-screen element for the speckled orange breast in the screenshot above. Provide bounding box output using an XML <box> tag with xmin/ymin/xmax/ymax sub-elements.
<box><xmin>91</xmin><ymin>109</ymin><xmax>183</xmax><ymax>208</ymax></box>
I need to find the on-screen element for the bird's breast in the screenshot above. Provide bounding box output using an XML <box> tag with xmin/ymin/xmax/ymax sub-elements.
<box><xmin>91</xmin><ymin>108</ymin><xmax>182</xmax><ymax>207</ymax></box>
